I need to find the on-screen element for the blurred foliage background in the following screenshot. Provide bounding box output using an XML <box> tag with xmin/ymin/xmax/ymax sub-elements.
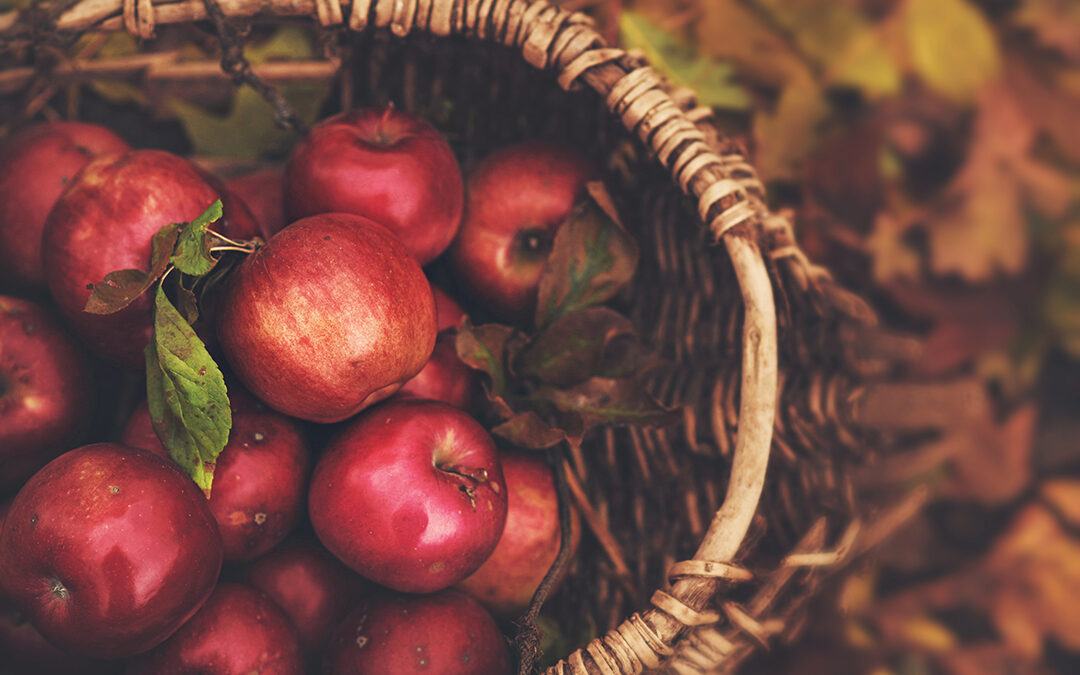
<box><xmin>2</xmin><ymin>0</ymin><xmax>1080</xmax><ymax>672</ymax></box>
<box><xmin>610</xmin><ymin>1</ymin><xmax>1080</xmax><ymax>673</ymax></box>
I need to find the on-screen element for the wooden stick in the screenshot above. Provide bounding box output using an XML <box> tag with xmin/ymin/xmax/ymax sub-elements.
<box><xmin>0</xmin><ymin>53</ymin><xmax>339</xmax><ymax>94</ymax></box>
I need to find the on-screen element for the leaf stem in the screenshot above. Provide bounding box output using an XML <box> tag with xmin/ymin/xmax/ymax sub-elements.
<box><xmin>159</xmin><ymin>265</ymin><xmax>176</xmax><ymax>288</ymax></box>
<box><xmin>206</xmin><ymin>230</ymin><xmax>248</xmax><ymax>248</ymax></box>
<box><xmin>209</xmin><ymin>245</ymin><xmax>256</xmax><ymax>254</ymax></box>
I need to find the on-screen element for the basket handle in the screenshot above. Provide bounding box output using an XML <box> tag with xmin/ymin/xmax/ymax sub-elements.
<box><xmin>0</xmin><ymin>1</ymin><xmax>781</xmax><ymax>672</ymax></box>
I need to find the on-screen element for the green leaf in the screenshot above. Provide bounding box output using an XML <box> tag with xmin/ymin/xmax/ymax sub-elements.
<box><xmin>84</xmin><ymin>223</ymin><xmax>181</xmax><ymax>314</ymax></box>
<box><xmin>515</xmin><ymin>308</ymin><xmax>635</xmax><ymax>387</ymax></box>
<box><xmin>535</xmin><ymin>185</ymin><xmax>639</xmax><ymax>328</ymax></box>
<box><xmin>905</xmin><ymin>0</ymin><xmax>1000</xmax><ymax>103</ymax></box>
<box><xmin>619</xmin><ymin>11</ymin><xmax>750</xmax><ymax>111</ymax></box>
<box><xmin>145</xmin><ymin>285</ymin><xmax>231</xmax><ymax>496</ymax></box>
<box><xmin>171</xmin><ymin>200</ymin><xmax>223</xmax><ymax>276</ymax></box>
<box><xmin>542</xmin><ymin>377</ymin><xmax>682</xmax><ymax>429</ymax></box>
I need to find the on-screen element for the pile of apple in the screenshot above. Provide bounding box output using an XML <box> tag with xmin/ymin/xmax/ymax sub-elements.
<box><xmin>0</xmin><ymin>109</ymin><xmax>597</xmax><ymax>674</ymax></box>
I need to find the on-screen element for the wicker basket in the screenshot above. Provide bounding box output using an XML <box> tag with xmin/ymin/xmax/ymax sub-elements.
<box><xmin>0</xmin><ymin>1</ymin><xmax>931</xmax><ymax>673</ymax></box>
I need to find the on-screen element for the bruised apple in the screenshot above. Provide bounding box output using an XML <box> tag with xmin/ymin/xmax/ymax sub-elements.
<box><xmin>0</xmin><ymin>443</ymin><xmax>223</xmax><ymax>658</ymax></box>
<box><xmin>0</xmin><ymin>122</ymin><xmax>129</xmax><ymax>292</ymax></box>
<box><xmin>125</xmin><ymin>583</ymin><xmax>303</xmax><ymax>675</ymax></box>
<box><xmin>284</xmin><ymin>107</ymin><xmax>464</xmax><ymax>265</ymax></box>
<box><xmin>41</xmin><ymin>149</ymin><xmax>258</xmax><ymax>368</ymax></box>
<box><xmin>308</xmin><ymin>399</ymin><xmax>507</xmax><ymax>593</ymax></box>
<box><xmin>324</xmin><ymin>590</ymin><xmax>510</xmax><ymax>675</ymax></box>
<box><xmin>217</xmin><ymin>213</ymin><xmax>436</xmax><ymax>423</ymax></box>
<box><xmin>122</xmin><ymin>388</ymin><xmax>310</xmax><ymax>562</ymax></box>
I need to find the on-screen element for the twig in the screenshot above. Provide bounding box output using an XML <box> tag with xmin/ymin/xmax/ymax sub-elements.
<box><xmin>199</xmin><ymin>0</ymin><xmax>306</xmax><ymax>134</ymax></box>
<box><xmin>514</xmin><ymin>448</ymin><xmax>576</xmax><ymax>675</ymax></box>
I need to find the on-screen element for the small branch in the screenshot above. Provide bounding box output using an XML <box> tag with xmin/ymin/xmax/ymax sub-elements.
<box><xmin>514</xmin><ymin>448</ymin><xmax>575</xmax><ymax>675</ymax></box>
<box><xmin>200</xmin><ymin>0</ymin><xmax>306</xmax><ymax>134</ymax></box>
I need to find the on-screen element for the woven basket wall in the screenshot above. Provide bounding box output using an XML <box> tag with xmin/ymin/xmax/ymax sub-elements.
<box><xmin>0</xmin><ymin>1</ymin><xmax>929</xmax><ymax>673</ymax></box>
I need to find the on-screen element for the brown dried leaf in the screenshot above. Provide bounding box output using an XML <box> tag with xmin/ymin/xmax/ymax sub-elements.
<box><xmin>925</xmin><ymin>83</ymin><xmax>1073</xmax><ymax>281</ymax></box>
<box><xmin>535</xmin><ymin>191</ymin><xmax>639</xmax><ymax>328</ymax></box>
<box><xmin>454</xmin><ymin>320</ymin><xmax>522</xmax><ymax>414</ymax></box>
<box><xmin>1005</xmin><ymin>54</ymin><xmax>1080</xmax><ymax>166</ymax></box>
<box><xmin>940</xmin><ymin>404</ymin><xmax>1038</xmax><ymax>505</ymax></box>
<box><xmin>937</xmin><ymin>644</ymin><xmax>1056</xmax><ymax>675</ymax></box>
<box><xmin>1011</xmin><ymin>0</ymin><xmax>1080</xmax><ymax>63</ymax></box>
<box><xmin>84</xmin><ymin>223</ymin><xmax>181</xmax><ymax>314</ymax></box>
<box><xmin>491</xmin><ymin>410</ymin><xmax>584</xmax><ymax>451</ymax></box>
<box><xmin>982</xmin><ymin>499</ymin><xmax>1080</xmax><ymax>656</ymax></box>
<box><xmin>541</xmin><ymin>377</ymin><xmax>682</xmax><ymax>429</ymax></box>
<box><xmin>883</xmin><ymin>281</ymin><xmax>1024</xmax><ymax>376</ymax></box>
<box><xmin>874</xmin><ymin>489</ymin><xmax>1080</xmax><ymax>659</ymax></box>
<box><xmin>514</xmin><ymin>307</ymin><xmax>635</xmax><ymax>387</ymax></box>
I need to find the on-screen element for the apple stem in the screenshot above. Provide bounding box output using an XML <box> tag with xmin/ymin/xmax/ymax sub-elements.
<box><xmin>435</xmin><ymin>464</ymin><xmax>489</xmax><ymax>484</ymax></box>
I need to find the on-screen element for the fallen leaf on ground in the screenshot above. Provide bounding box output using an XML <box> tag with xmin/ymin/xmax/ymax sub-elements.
<box><xmin>873</xmin><ymin>487</ymin><xmax>1080</xmax><ymax>658</ymax></box>
<box><xmin>1010</xmin><ymin>0</ymin><xmax>1080</xmax><ymax>63</ymax></box>
<box><xmin>925</xmin><ymin>83</ymin><xmax>1071</xmax><ymax>281</ymax></box>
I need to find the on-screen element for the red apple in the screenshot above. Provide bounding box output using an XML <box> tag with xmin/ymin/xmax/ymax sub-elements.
<box><xmin>0</xmin><ymin>296</ymin><xmax>93</xmax><ymax>495</ymax></box>
<box><xmin>457</xmin><ymin>451</ymin><xmax>581</xmax><ymax>617</ymax></box>
<box><xmin>449</xmin><ymin>141</ymin><xmax>593</xmax><ymax>325</ymax></box>
<box><xmin>42</xmin><ymin>149</ymin><xmax>259</xmax><ymax>368</ymax></box>
<box><xmin>433</xmin><ymin>284</ymin><xmax>466</xmax><ymax>332</ymax></box>
<box><xmin>396</xmin><ymin>332</ymin><xmax>479</xmax><ymax>411</ymax></box>
<box><xmin>0</xmin><ymin>443</ymin><xmax>223</xmax><ymax>658</ymax></box>
<box><xmin>309</xmin><ymin>399</ymin><xmax>507</xmax><ymax>593</ymax></box>
<box><xmin>243</xmin><ymin>538</ymin><xmax>371</xmax><ymax>660</ymax></box>
<box><xmin>216</xmin><ymin>213</ymin><xmax>437</xmax><ymax>423</ymax></box>
<box><xmin>284</xmin><ymin>107</ymin><xmax>464</xmax><ymax>265</ymax></box>
<box><xmin>0</xmin><ymin>500</ymin><xmax>116</xmax><ymax>673</ymax></box>
<box><xmin>0</xmin><ymin>122</ymin><xmax>129</xmax><ymax>292</ymax></box>
<box><xmin>125</xmin><ymin>582</ymin><xmax>303</xmax><ymax>675</ymax></box>
<box><xmin>324</xmin><ymin>590</ymin><xmax>510</xmax><ymax>675</ymax></box>
<box><xmin>121</xmin><ymin>389</ymin><xmax>310</xmax><ymax>562</ymax></box>
<box><xmin>0</xmin><ymin>604</ymin><xmax>117</xmax><ymax>675</ymax></box>
<box><xmin>226</xmin><ymin>167</ymin><xmax>286</xmax><ymax>239</ymax></box>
